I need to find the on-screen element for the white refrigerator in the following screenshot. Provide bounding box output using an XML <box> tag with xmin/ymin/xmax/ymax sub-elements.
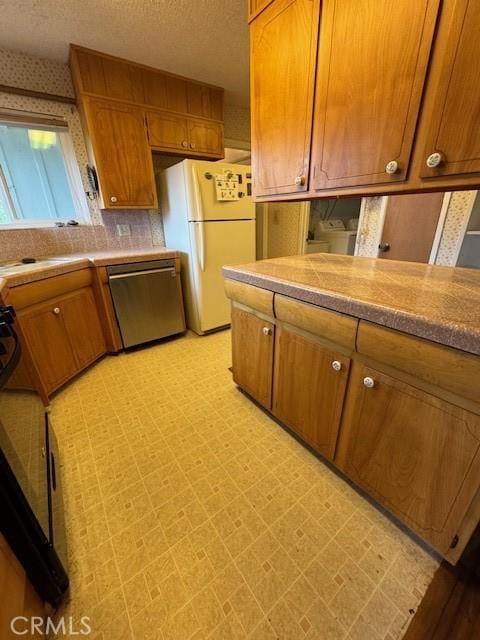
<box><xmin>159</xmin><ymin>160</ymin><xmax>256</xmax><ymax>335</ymax></box>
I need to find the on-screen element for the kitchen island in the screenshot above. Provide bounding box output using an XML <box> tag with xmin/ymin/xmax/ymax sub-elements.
<box><xmin>223</xmin><ymin>254</ymin><xmax>480</xmax><ymax>564</ymax></box>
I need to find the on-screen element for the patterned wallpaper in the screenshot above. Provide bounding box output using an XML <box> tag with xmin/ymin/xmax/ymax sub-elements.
<box><xmin>266</xmin><ymin>202</ymin><xmax>304</xmax><ymax>258</ymax></box>
<box><xmin>0</xmin><ymin>46</ymin><xmax>250</xmax><ymax>260</ymax></box>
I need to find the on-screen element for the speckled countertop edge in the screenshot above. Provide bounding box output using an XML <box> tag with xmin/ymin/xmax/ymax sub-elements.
<box><xmin>1</xmin><ymin>248</ymin><xmax>179</xmax><ymax>288</ymax></box>
<box><xmin>222</xmin><ymin>266</ymin><xmax>480</xmax><ymax>357</ymax></box>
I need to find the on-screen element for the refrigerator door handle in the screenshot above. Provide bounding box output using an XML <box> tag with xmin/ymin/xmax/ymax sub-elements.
<box><xmin>194</xmin><ymin>222</ymin><xmax>206</xmax><ymax>272</ymax></box>
<box><xmin>192</xmin><ymin>165</ymin><xmax>204</xmax><ymax>222</ymax></box>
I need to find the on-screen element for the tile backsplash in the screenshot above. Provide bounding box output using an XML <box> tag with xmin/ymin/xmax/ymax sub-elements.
<box><xmin>0</xmin><ymin>210</ymin><xmax>164</xmax><ymax>261</ymax></box>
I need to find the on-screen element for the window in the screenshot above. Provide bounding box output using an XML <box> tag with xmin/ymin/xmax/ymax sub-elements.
<box><xmin>0</xmin><ymin>119</ymin><xmax>89</xmax><ymax>227</ymax></box>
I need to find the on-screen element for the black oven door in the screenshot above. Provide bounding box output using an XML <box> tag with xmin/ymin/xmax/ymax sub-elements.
<box><xmin>0</xmin><ymin>307</ymin><xmax>50</xmax><ymax>540</ymax></box>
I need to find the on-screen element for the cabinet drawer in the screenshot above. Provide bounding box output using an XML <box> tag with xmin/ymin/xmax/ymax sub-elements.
<box><xmin>224</xmin><ymin>280</ymin><xmax>274</xmax><ymax>317</ymax></box>
<box><xmin>274</xmin><ymin>295</ymin><xmax>357</xmax><ymax>350</ymax></box>
<box><xmin>357</xmin><ymin>321</ymin><xmax>480</xmax><ymax>404</ymax></box>
<box><xmin>6</xmin><ymin>270</ymin><xmax>92</xmax><ymax>310</ymax></box>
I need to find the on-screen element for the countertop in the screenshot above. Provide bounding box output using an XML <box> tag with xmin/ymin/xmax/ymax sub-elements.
<box><xmin>223</xmin><ymin>253</ymin><xmax>480</xmax><ymax>356</ymax></box>
<box><xmin>0</xmin><ymin>248</ymin><xmax>179</xmax><ymax>289</ymax></box>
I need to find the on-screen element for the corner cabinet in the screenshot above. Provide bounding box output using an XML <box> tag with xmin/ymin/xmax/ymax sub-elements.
<box><xmin>83</xmin><ymin>97</ymin><xmax>157</xmax><ymax>209</ymax></box>
<box><xmin>7</xmin><ymin>270</ymin><xmax>108</xmax><ymax>398</ymax></box>
<box><xmin>249</xmin><ymin>0</ymin><xmax>480</xmax><ymax>199</ymax></box>
<box><xmin>70</xmin><ymin>45</ymin><xmax>225</xmax><ymax>209</ymax></box>
<box><xmin>225</xmin><ymin>279</ymin><xmax>480</xmax><ymax>563</ymax></box>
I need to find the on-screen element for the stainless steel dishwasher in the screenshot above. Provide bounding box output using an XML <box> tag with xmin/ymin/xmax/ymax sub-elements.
<box><xmin>108</xmin><ymin>259</ymin><xmax>185</xmax><ymax>348</ymax></box>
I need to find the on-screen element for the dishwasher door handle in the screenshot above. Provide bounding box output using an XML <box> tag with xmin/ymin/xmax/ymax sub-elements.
<box><xmin>109</xmin><ymin>267</ymin><xmax>176</xmax><ymax>280</ymax></box>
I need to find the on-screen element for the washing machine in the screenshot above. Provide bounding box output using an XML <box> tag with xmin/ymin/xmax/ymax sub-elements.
<box><xmin>314</xmin><ymin>219</ymin><xmax>358</xmax><ymax>255</ymax></box>
<box><xmin>305</xmin><ymin>240</ymin><xmax>330</xmax><ymax>254</ymax></box>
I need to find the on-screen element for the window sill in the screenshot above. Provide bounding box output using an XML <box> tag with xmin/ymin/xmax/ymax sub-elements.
<box><xmin>0</xmin><ymin>220</ymin><xmax>91</xmax><ymax>230</ymax></box>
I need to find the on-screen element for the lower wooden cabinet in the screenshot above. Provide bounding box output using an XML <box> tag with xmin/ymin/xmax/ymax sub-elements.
<box><xmin>18</xmin><ymin>287</ymin><xmax>106</xmax><ymax>395</ymax></box>
<box><xmin>336</xmin><ymin>362</ymin><xmax>480</xmax><ymax>557</ymax></box>
<box><xmin>273</xmin><ymin>326</ymin><xmax>350</xmax><ymax>459</ymax></box>
<box><xmin>231</xmin><ymin>306</ymin><xmax>274</xmax><ymax>409</ymax></box>
<box><xmin>226</xmin><ymin>283</ymin><xmax>480</xmax><ymax>562</ymax></box>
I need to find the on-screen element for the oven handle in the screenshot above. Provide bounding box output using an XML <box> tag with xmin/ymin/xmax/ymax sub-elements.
<box><xmin>109</xmin><ymin>267</ymin><xmax>176</xmax><ymax>280</ymax></box>
<box><xmin>0</xmin><ymin>325</ymin><xmax>21</xmax><ymax>390</ymax></box>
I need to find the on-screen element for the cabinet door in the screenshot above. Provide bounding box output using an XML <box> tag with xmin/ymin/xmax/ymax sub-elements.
<box><xmin>18</xmin><ymin>302</ymin><xmax>77</xmax><ymax>394</ymax></box>
<box><xmin>72</xmin><ymin>49</ymin><xmax>144</xmax><ymax>103</ymax></box>
<box><xmin>416</xmin><ymin>0</ymin><xmax>480</xmax><ymax>179</ymax></box>
<box><xmin>250</xmin><ymin>0</ymin><xmax>320</xmax><ymax>196</ymax></box>
<box><xmin>310</xmin><ymin>0</ymin><xmax>440</xmax><ymax>191</ymax></box>
<box><xmin>273</xmin><ymin>327</ymin><xmax>350</xmax><ymax>460</ymax></box>
<box><xmin>142</xmin><ymin>70</ymin><xmax>188</xmax><ymax>113</ymax></box>
<box><xmin>146</xmin><ymin>111</ymin><xmax>189</xmax><ymax>152</ymax></box>
<box><xmin>231</xmin><ymin>307</ymin><xmax>274</xmax><ymax>409</ymax></box>
<box><xmin>186</xmin><ymin>84</ymin><xmax>224</xmax><ymax>121</ymax></box>
<box><xmin>83</xmin><ymin>97</ymin><xmax>156</xmax><ymax>208</ymax></box>
<box><xmin>61</xmin><ymin>288</ymin><xmax>106</xmax><ymax>369</ymax></box>
<box><xmin>187</xmin><ymin>119</ymin><xmax>224</xmax><ymax>157</ymax></box>
<box><xmin>336</xmin><ymin>362</ymin><xmax>480</xmax><ymax>557</ymax></box>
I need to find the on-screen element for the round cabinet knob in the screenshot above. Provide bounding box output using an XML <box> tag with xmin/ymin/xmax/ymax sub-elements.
<box><xmin>190</xmin><ymin>142</ymin><xmax>196</xmax><ymax>149</ymax></box>
<box><xmin>378</xmin><ymin>242</ymin><xmax>390</xmax><ymax>253</ymax></box>
<box><xmin>262</xmin><ymin>326</ymin><xmax>272</xmax><ymax>336</ymax></box>
<box><xmin>182</xmin><ymin>140</ymin><xmax>188</xmax><ymax>148</ymax></box>
<box><xmin>385</xmin><ymin>160</ymin><xmax>399</xmax><ymax>175</ymax></box>
<box><xmin>331</xmin><ymin>360</ymin><xmax>342</xmax><ymax>372</ymax></box>
<box><xmin>53</xmin><ymin>307</ymin><xmax>61</xmax><ymax>315</ymax></box>
<box><xmin>426</xmin><ymin>152</ymin><xmax>444</xmax><ymax>169</ymax></box>
<box><xmin>363</xmin><ymin>376</ymin><xmax>375</xmax><ymax>389</ymax></box>
<box><xmin>110</xmin><ymin>196</ymin><xmax>117</xmax><ymax>203</ymax></box>
<box><xmin>294</xmin><ymin>175</ymin><xmax>305</xmax><ymax>187</ymax></box>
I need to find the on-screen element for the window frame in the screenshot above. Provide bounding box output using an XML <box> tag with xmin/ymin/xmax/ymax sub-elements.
<box><xmin>0</xmin><ymin>115</ymin><xmax>91</xmax><ymax>229</ymax></box>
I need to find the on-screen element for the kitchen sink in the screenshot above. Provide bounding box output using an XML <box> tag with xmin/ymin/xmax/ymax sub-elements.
<box><xmin>0</xmin><ymin>257</ymin><xmax>73</xmax><ymax>277</ymax></box>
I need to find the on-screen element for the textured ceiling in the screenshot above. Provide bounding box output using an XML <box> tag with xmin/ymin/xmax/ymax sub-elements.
<box><xmin>0</xmin><ymin>0</ymin><xmax>250</xmax><ymax>106</ymax></box>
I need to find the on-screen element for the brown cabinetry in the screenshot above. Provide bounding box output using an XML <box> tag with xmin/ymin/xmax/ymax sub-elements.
<box><xmin>231</xmin><ymin>306</ymin><xmax>274</xmax><ymax>409</ymax></box>
<box><xmin>250</xmin><ymin>0</ymin><xmax>320</xmax><ymax>196</ymax></box>
<box><xmin>83</xmin><ymin>97</ymin><xmax>157</xmax><ymax>208</ymax></box>
<box><xmin>249</xmin><ymin>0</ymin><xmax>480</xmax><ymax>199</ymax></box>
<box><xmin>414</xmin><ymin>0</ymin><xmax>480</xmax><ymax>183</ymax></box>
<box><xmin>147</xmin><ymin>111</ymin><xmax>223</xmax><ymax>156</ymax></box>
<box><xmin>336</xmin><ymin>362</ymin><xmax>480</xmax><ymax>557</ymax></box>
<box><xmin>311</xmin><ymin>0</ymin><xmax>439</xmax><ymax>191</ymax></box>
<box><xmin>273</xmin><ymin>326</ymin><xmax>350</xmax><ymax>459</ymax></box>
<box><xmin>70</xmin><ymin>45</ymin><xmax>225</xmax><ymax>209</ymax></box>
<box><xmin>16</xmin><ymin>284</ymin><xmax>106</xmax><ymax>396</ymax></box>
<box><xmin>225</xmin><ymin>279</ymin><xmax>480</xmax><ymax>563</ymax></box>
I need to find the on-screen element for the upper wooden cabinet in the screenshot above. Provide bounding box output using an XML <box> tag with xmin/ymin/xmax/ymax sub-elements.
<box><xmin>146</xmin><ymin>111</ymin><xmax>224</xmax><ymax>157</ymax></box>
<box><xmin>83</xmin><ymin>97</ymin><xmax>157</xmax><ymax>208</ymax></box>
<box><xmin>70</xmin><ymin>45</ymin><xmax>225</xmax><ymax>208</ymax></box>
<box><xmin>414</xmin><ymin>0</ymin><xmax>480</xmax><ymax>182</ymax></box>
<box><xmin>250</xmin><ymin>0</ymin><xmax>320</xmax><ymax>196</ymax></box>
<box><xmin>249</xmin><ymin>0</ymin><xmax>480</xmax><ymax>199</ymax></box>
<box><xmin>311</xmin><ymin>0</ymin><xmax>439</xmax><ymax>191</ymax></box>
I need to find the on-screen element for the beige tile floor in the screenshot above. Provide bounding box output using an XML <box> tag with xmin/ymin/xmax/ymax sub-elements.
<box><xmin>50</xmin><ymin>330</ymin><xmax>439</xmax><ymax>640</ymax></box>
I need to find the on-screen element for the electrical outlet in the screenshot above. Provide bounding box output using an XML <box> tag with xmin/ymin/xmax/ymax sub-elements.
<box><xmin>116</xmin><ymin>224</ymin><xmax>131</xmax><ymax>237</ymax></box>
